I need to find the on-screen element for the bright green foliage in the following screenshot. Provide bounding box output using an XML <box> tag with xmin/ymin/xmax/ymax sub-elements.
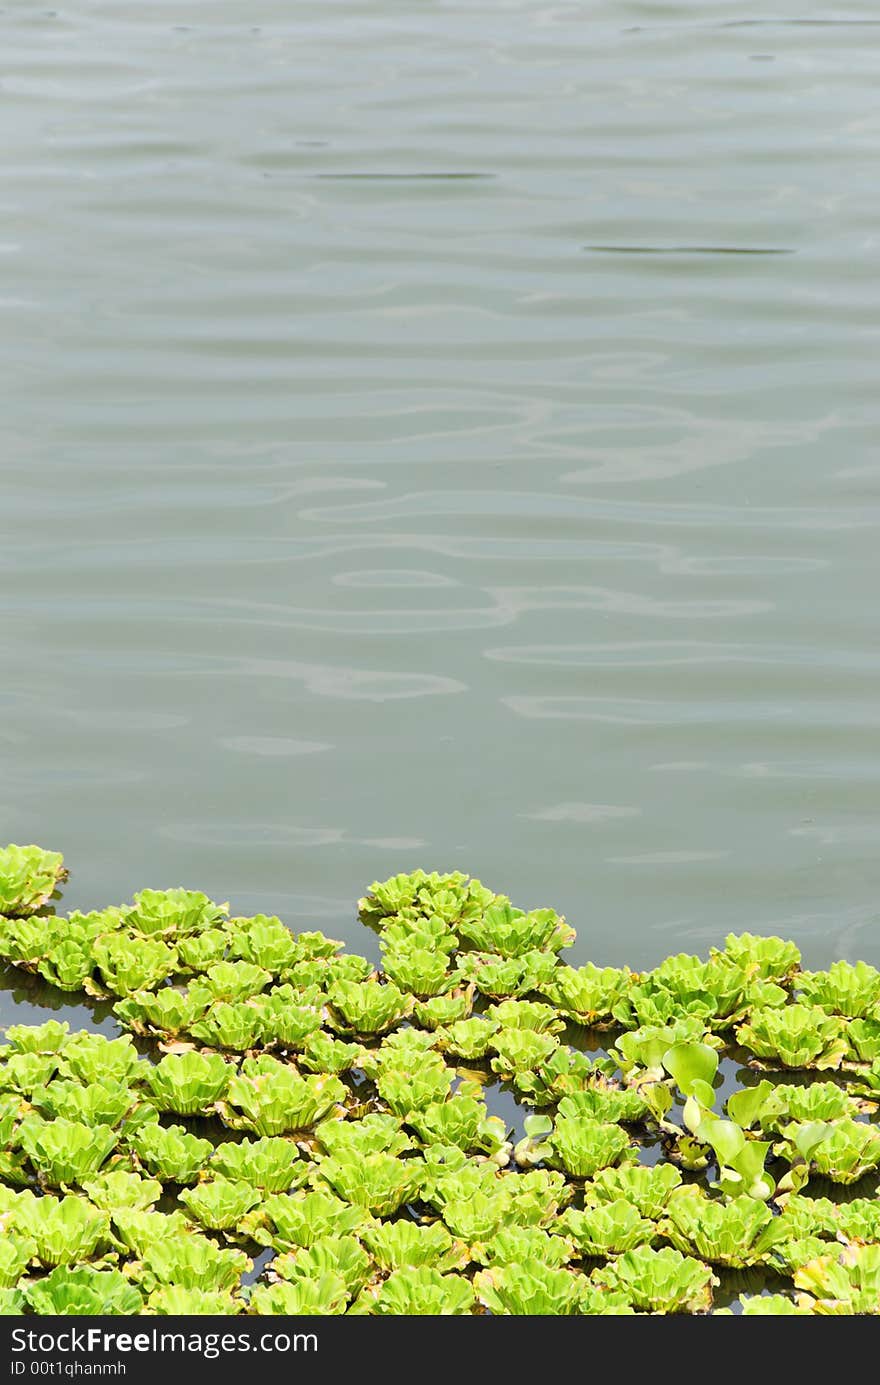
<box><xmin>19</xmin><ymin>1117</ymin><xmax>117</xmax><ymax>1185</ymax></box>
<box><xmin>272</xmin><ymin>1236</ymin><xmax>371</xmax><ymax>1296</ymax></box>
<box><xmin>133</xmin><ymin>1235</ymin><xmax>250</xmax><ymax>1293</ymax></box>
<box><xmin>359</xmin><ymin>1220</ymin><xmax>465</xmax><ymax>1273</ymax></box>
<box><xmin>490</xmin><ymin>1028</ymin><xmax>560</xmax><ymax>1079</ymax></box>
<box><xmin>474</xmin><ymin>1225</ymin><xmax>572</xmax><ymax>1269</ymax></box>
<box><xmin>242</xmin><ymin>1190</ymin><xmax>368</xmax><ymax>1250</ymax></box>
<box><xmin>358</xmin><ymin>869</ymin><xmax>496</xmax><ymax>931</ymax></box>
<box><xmin>457</xmin><ymin>902</ymin><xmax>574</xmax><ymax>957</ymax></box>
<box><xmin>92</xmin><ymin>934</ymin><xmax>177</xmax><ymax>997</ymax></box>
<box><xmin>148</xmin><ymin>1286</ymin><xmax>241</xmax><ymax>1315</ymax></box>
<box><xmin>25</xmin><ymin>1266</ymin><xmax>142</xmax><ymax>1316</ymax></box>
<box><xmin>210</xmin><ymin>1136</ymin><xmax>304</xmax><ymax>1192</ymax></box>
<box><xmin>180</xmin><ymin>1177</ymin><xmax>261</xmax><ymax>1230</ymax></box>
<box><xmin>353</xmin><ymin>1266</ymin><xmax>475</xmax><ymax>1316</ymax></box>
<box><xmin>475</xmin><ymin>1262</ymin><xmax>586</xmax><ymax>1315</ymax></box>
<box><xmin>538</xmin><ymin>963</ymin><xmax>633</xmax><ymax>1028</ymax></box>
<box><xmin>317</xmin><ymin>1151</ymin><xmax>424</xmax><ymax>1217</ymax></box>
<box><xmin>439</xmin><ymin>1191</ymin><xmax>509</xmax><ymax>1242</ymax></box>
<box><xmin>795</xmin><ymin>1244</ymin><xmax>880</xmax><ymax>1314</ymax></box>
<box><xmin>730</xmin><ymin>1293</ymin><xmax>810</xmax><ymax>1315</ymax></box>
<box><xmin>175</xmin><ymin>929</ymin><xmax>230</xmax><ymax>972</ymax></box>
<box><xmin>227</xmin><ymin>915</ymin><xmax>299</xmax><ymax>971</ymax></box>
<box><xmin>592</xmin><ymin>1246</ymin><xmax>716</xmax><ymax>1313</ymax></box>
<box><xmin>58</xmin><ymin>1034</ymin><xmax>141</xmax><ymax>1085</ymax></box>
<box><xmin>82</xmin><ymin>1170</ymin><xmax>161</xmax><ymax>1212</ymax></box>
<box><xmin>585</xmin><ymin>1163</ymin><xmax>683</xmax><ymax>1219</ymax></box>
<box><xmin>561</xmin><ymin>1200</ymin><xmax>656</xmax><ymax>1257</ymax></box>
<box><xmin>203</xmin><ymin>960</ymin><xmax>271</xmax><ymax>1003</ymax></box>
<box><xmin>456</xmin><ymin>949</ymin><xmax>559</xmax><ymax>999</ymax></box>
<box><xmin>744</xmin><ymin>1081</ymin><xmax>855</xmax><ymax>1133</ymax></box>
<box><xmin>550</xmin><ymin>1118</ymin><xmax>633</xmax><ymax>1179</ymax></box>
<box><xmin>376</xmin><ymin>1059</ymin><xmax>453</xmax><ymax>1115</ymax></box>
<box><xmin>381</xmin><ymin>946</ymin><xmax>453</xmax><ymax>998</ymax></box>
<box><xmin>327</xmin><ymin>979</ymin><xmax>411</xmax><ymax>1035</ymax></box>
<box><xmin>33</xmin><ymin>1077</ymin><xmax>138</xmax><ymax>1128</ymax></box>
<box><xmin>110</xmin><ymin>1209</ymin><xmax>193</xmax><ymax>1258</ymax></box>
<box><xmin>736</xmin><ymin>1005</ymin><xmax>848</xmax><ymax>1070</ymax></box>
<box><xmin>556</xmin><ymin>1086</ymin><xmax>648</xmax><ymax>1125</ymax></box>
<box><xmin>0</xmin><ymin>844</ymin><xmax>65</xmax><ymax>917</ymax></box>
<box><xmin>130</xmin><ymin>1122</ymin><xmax>213</xmax><ymax>1183</ymax></box>
<box><xmin>4</xmin><ymin>1020</ymin><xmax>70</xmax><ymax>1054</ymax></box>
<box><xmin>32</xmin><ymin>1269</ymin><xmax>122</xmax><ymax>1320</ymax></box>
<box><xmin>252</xmin><ymin>985</ymin><xmax>323</xmax><ymax>1048</ymax></box>
<box><xmin>406</xmin><ymin>1094</ymin><xmax>508</xmax><ymax>1156</ymax></box>
<box><xmin>484</xmin><ymin>998</ymin><xmax>563</xmax><ymax>1034</ymax></box>
<box><xmin>143</xmin><ymin>1051</ymin><xmax>232</xmax><ymax>1115</ymax></box>
<box><xmin>661</xmin><ymin>1188</ymin><xmax>784</xmax><ymax>1267</ymax></box>
<box><xmin>0</xmin><ymin>1052</ymin><xmax>60</xmax><ymax>1095</ymax></box>
<box><xmin>298</xmin><ymin>1031</ymin><xmax>365</xmax><ymax>1074</ymax></box>
<box><xmin>316</xmin><ymin>1113</ymin><xmax>411</xmax><ymax>1159</ymax></box>
<box><xmin>847</xmin><ymin>1018</ymin><xmax>880</xmax><ymax>1062</ymax></box>
<box><xmin>7</xmin><ymin>853</ymin><xmax>880</xmax><ymax>1316</ymax></box>
<box><xmin>614</xmin><ymin>1020</ymin><xmax>709</xmax><ymax>1082</ymax></box>
<box><xmin>797</xmin><ymin>960</ymin><xmax>880</xmax><ymax>1019</ymax></box>
<box><xmin>126</xmin><ymin>889</ymin><xmax>228</xmax><ymax>939</ymax></box>
<box><xmin>248</xmin><ymin>1275</ymin><xmax>349</xmax><ymax>1315</ymax></box>
<box><xmin>221</xmin><ymin>1059</ymin><xmax>345</xmax><ymax>1134</ymax></box>
<box><xmin>38</xmin><ymin>941</ymin><xmax>94</xmax><ymax>992</ymax></box>
<box><xmin>791</xmin><ymin>1118</ymin><xmax>880</xmax><ymax>1184</ymax></box>
<box><xmin>114</xmin><ymin>985</ymin><xmax>212</xmax><ymax>1036</ymax></box>
<box><xmin>434</xmin><ymin>1017</ymin><xmax>499</xmax><ymax>1060</ymax></box>
<box><xmin>412</xmin><ymin>991</ymin><xmax>472</xmax><ymax>1030</ymax></box>
<box><xmin>12</xmin><ymin>1194</ymin><xmax>109</xmax><ymax>1267</ymax></box>
<box><xmin>188</xmin><ymin>1001</ymin><xmax>264</xmax><ymax>1051</ymax></box>
<box><xmin>0</xmin><ymin>1235</ymin><xmax>36</xmax><ymax>1288</ymax></box>
<box><xmin>715</xmin><ymin>933</ymin><xmax>801</xmax><ymax>981</ymax></box>
<box><xmin>513</xmin><ymin>1046</ymin><xmax>609</xmax><ymax>1106</ymax></box>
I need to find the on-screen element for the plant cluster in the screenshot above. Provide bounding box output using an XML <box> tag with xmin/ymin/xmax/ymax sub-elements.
<box><xmin>2</xmin><ymin>852</ymin><xmax>880</xmax><ymax>1314</ymax></box>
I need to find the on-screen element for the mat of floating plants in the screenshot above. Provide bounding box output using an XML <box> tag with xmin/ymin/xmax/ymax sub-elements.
<box><xmin>2</xmin><ymin>845</ymin><xmax>880</xmax><ymax>1315</ymax></box>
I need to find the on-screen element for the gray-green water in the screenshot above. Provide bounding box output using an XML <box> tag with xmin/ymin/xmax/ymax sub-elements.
<box><xmin>3</xmin><ymin>2</ymin><xmax>880</xmax><ymax>1017</ymax></box>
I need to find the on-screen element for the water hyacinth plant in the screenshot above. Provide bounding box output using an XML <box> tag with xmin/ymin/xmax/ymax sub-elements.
<box><xmin>3</xmin><ymin>849</ymin><xmax>880</xmax><ymax>1313</ymax></box>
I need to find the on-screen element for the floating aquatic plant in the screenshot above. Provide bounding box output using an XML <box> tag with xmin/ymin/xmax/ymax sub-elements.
<box><xmin>241</xmin><ymin>1189</ymin><xmax>367</xmax><ymax>1251</ymax></box>
<box><xmin>3</xmin><ymin>846</ymin><xmax>880</xmax><ymax>1314</ymax></box>
<box><xmin>130</xmin><ymin>1234</ymin><xmax>251</xmax><ymax>1294</ymax></box>
<box><xmin>11</xmin><ymin>1194</ymin><xmax>109</xmax><ymax>1268</ymax></box>
<box><xmin>549</xmin><ymin>1118</ymin><xmax>634</xmax><ymax>1180</ymax></box>
<box><xmin>660</xmin><ymin>1188</ymin><xmax>784</xmax><ymax>1267</ymax></box>
<box><xmin>352</xmin><ymin>1266</ymin><xmax>475</xmax><ymax>1316</ymax></box>
<box><xmin>326</xmin><ymin>979</ymin><xmax>411</xmax><ymax>1035</ymax></box>
<box><xmin>147</xmin><ymin>1285</ymin><xmax>241</xmax><ymax>1315</ymax></box>
<box><xmin>475</xmin><ymin>1262</ymin><xmax>586</xmax><ymax>1315</ymax></box>
<box><xmin>24</xmin><ymin>1265</ymin><xmax>142</xmax><ymax>1316</ymax></box>
<box><xmin>736</xmin><ymin>1005</ymin><xmax>848</xmax><ymax>1071</ymax></box>
<box><xmin>560</xmin><ymin>1200</ymin><xmax>656</xmax><ymax>1257</ymax></box>
<box><xmin>359</xmin><ymin>1219</ymin><xmax>465</xmax><ymax>1273</ymax></box>
<box><xmin>0</xmin><ymin>844</ymin><xmax>66</xmax><ymax>918</ymax></box>
<box><xmin>591</xmin><ymin>1246</ymin><xmax>716</xmax><ymax>1314</ymax></box>
<box><xmin>179</xmin><ymin>1176</ymin><xmax>261</xmax><ymax>1231</ymax></box>
<box><xmin>142</xmin><ymin>1051</ymin><xmax>232</xmax><ymax>1115</ymax></box>
<box><xmin>18</xmin><ymin>1117</ymin><xmax>118</xmax><ymax>1186</ymax></box>
<box><xmin>248</xmin><ymin>1273</ymin><xmax>349</xmax><ymax>1315</ymax></box>
<box><xmin>272</xmin><ymin>1235</ymin><xmax>372</xmax><ymax>1297</ymax></box>
<box><xmin>209</xmin><ymin>1135</ymin><xmax>304</xmax><ymax>1192</ymax></box>
<box><xmin>221</xmin><ymin>1059</ymin><xmax>346</xmax><ymax>1135</ymax></box>
<box><xmin>129</xmin><ymin>1122</ymin><xmax>213</xmax><ymax>1184</ymax></box>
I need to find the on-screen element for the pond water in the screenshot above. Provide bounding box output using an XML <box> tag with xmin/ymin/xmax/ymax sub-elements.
<box><xmin>3</xmin><ymin>1</ymin><xmax>880</xmax><ymax>1027</ymax></box>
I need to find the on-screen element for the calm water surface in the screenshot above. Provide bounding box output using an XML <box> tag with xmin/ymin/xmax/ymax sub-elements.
<box><xmin>2</xmin><ymin>2</ymin><xmax>880</xmax><ymax>1019</ymax></box>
